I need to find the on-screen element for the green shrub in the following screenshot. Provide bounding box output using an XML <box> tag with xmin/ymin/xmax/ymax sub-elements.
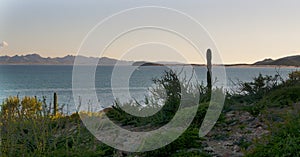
<box><xmin>288</xmin><ymin>70</ymin><xmax>300</xmax><ymax>81</ymax></box>
<box><xmin>0</xmin><ymin>96</ymin><xmax>113</xmax><ymax>156</ymax></box>
<box><xmin>228</xmin><ymin>71</ymin><xmax>300</xmax><ymax>115</ymax></box>
<box><xmin>138</xmin><ymin>128</ymin><xmax>207</xmax><ymax>157</ymax></box>
<box><xmin>246</xmin><ymin>114</ymin><xmax>300</xmax><ymax>156</ymax></box>
<box><xmin>107</xmin><ymin>70</ymin><xmax>184</xmax><ymax>127</ymax></box>
<box><xmin>232</xmin><ymin>73</ymin><xmax>282</xmax><ymax>105</ymax></box>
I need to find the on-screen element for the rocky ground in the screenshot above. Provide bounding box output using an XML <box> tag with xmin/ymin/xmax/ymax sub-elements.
<box><xmin>202</xmin><ymin>110</ymin><xmax>270</xmax><ymax>157</ymax></box>
<box><xmin>114</xmin><ymin>110</ymin><xmax>272</xmax><ymax>157</ymax></box>
<box><xmin>92</xmin><ymin>103</ymin><xmax>300</xmax><ymax>156</ymax></box>
<box><xmin>202</xmin><ymin>103</ymin><xmax>300</xmax><ymax>157</ymax></box>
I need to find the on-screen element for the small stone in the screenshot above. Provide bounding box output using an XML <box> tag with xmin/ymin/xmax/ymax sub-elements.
<box><xmin>233</xmin><ymin>145</ymin><xmax>241</xmax><ymax>152</ymax></box>
<box><xmin>226</xmin><ymin>127</ymin><xmax>232</xmax><ymax>131</ymax></box>
<box><xmin>204</xmin><ymin>146</ymin><xmax>214</xmax><ymax>153</ymax></box>
<box><xmin>224</xmin><ymin>141</ymin><xmax>234</xmax><ymax>146</ymax></box>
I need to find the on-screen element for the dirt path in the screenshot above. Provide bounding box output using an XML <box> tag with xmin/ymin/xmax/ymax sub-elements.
<box><xmin>202</xmin><ymin>111</ymin><xmax>270</xmax><ymax>156</ymax></box>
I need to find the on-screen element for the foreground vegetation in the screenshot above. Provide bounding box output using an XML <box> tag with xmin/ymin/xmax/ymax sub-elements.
<box><xmin>1</xmin><ymin>70</ymin><xmax>300</xmax><ymax>156</ymax></box>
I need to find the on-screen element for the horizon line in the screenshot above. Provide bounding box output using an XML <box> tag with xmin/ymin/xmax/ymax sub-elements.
<box><xmin>1</xmin><ymin>52</ymin><xmax>299</xmax><ymax>65</ymax></box>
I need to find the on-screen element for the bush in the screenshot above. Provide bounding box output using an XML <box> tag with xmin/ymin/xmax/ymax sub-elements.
<box><xmin>233</xmin><ymin>73</ymin><xmax>282</xmax><ymax>105</ymax></box>
<box><xmin>0</xmin><ymin>96</ymin><xmax>113</xmax><ymax>156</ymax></box>
<box><xmin>285</xmin><ymin>70</ymin><xmax>300</xmax><ymax>86</ymax></box>
<box><xmin>105</xmin><ymin>69</ymin><xmax>212</xmax><ymax>156</ymax></box>
<box><xmin>229</xmin><ymin>71</ymin><xmax>300</xmax><ymax>115</ymax></box>
<box><xmin>106</xmin><ymin>70</ymin><xmax>183</xmax><ymax>127</ymax></box>
<box><xmin>1</xmin><ymin>96</ymin><xmax>42</xmax><ymax>120</ymax></box>
<box><xmin>288</xmin><ymin>70</ymin><xmax>300</xmax><ymax>81</ymax></box>
<box><xmin>0</xmin><ymin>96</ymin><xmax>51</xmax><ymax>156</ymax></box>
<box><xmin>138</xmin><ymin>128</ymin><xmax>207</xmax><ymax>157</ymax></box>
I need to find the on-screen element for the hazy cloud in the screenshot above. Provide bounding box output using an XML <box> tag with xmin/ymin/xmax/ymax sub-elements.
<box><xmin>0</xmin><ymin>41</ymin><xmax>8</xmax><ymax>48</ymax></box>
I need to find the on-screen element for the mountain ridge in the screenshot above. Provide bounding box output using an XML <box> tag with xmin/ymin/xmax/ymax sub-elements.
<box><xmin>253</xmin><ymin>55</ymin><xmax>300</xmax><ymax>67</ymax></box>
<box><xmin>0</xmin><ymin>54</ymin><xmax>131</xmax><ymax>65</ymax></box>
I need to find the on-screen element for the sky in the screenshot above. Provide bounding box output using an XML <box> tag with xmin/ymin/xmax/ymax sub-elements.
<box><xmin>0</xmin><ymin>0</ymin><xmax>299</xmax><ymax>64</ymax></box>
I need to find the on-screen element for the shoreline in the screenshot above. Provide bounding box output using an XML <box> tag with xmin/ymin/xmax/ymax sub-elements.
<box><xmin>0</xmin><ymin>63</ymin><xmax>299</xmax><ymax>68</ymax></box>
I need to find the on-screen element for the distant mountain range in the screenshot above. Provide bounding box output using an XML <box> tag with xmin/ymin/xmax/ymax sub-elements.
<box><xmin>0</xmin><ymin>53</ymin><xmax>299</xmax><ymax>67</ymax></box>
<box><xmin>0</xmin><ymin>54</ymin><xmax>131</xmax><ymax>65</ymax></box>
<box><xmin>253</xmin><ymin>55</ymin><xmax>300</xmax><ymax>67</ymax></box>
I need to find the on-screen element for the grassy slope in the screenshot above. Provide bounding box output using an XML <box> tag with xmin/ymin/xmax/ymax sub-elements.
<box><xmin>1</xmin><ymin>71</ymin><xmax>300</xmax><ymax>156</ymax></box>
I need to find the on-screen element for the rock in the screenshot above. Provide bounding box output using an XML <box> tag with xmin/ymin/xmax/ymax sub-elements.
<box><xmin>204</xmin><ymin>146</ymin><xmax>215</xmax><ymax>153</ymax></box>
<box><xmin>228</xmin><ymin>121</ymin><xmax>238</xmax><ymax>126</ymax></box>
<box><xmin>224</xmin><ymin>141</ymin><xmax>234</xmax><ymax>146</ymax></box>
<box><xmin>233</xmin><ymin>145</ymin><xmax>241</xmax><ymax>152</ymax></box>
<box><xmin>202</xmin><ymin>110</ymin><xmax>270</xmax><ymax>157</ymax></box>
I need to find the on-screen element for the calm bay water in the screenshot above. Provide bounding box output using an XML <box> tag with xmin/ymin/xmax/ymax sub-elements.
<box><xmin>0</xmin><ymin>65</ymin><xmax>298</xmax><ymax>113</ymax></box>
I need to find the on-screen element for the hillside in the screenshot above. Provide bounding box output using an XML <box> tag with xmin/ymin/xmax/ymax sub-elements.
<box><xmin>254</xmin><ymin>55</ymin><xmax>300</xmax><ymax>66</ymax></box>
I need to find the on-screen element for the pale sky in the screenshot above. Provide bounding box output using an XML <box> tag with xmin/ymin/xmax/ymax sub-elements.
<box><xmin>0</xmin><ymin>0</ymin><xmax>299</xmax><ymax>64</ymax></box>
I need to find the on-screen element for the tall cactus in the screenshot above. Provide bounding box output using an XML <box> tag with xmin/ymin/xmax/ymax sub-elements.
<box><xmin>53</xmin><ymin>92</ymin><xmax>58</xmax><ymax>116</ymax></box>
<box><xmin>206</xmin><ymin>49</ymin><xmax>212</xmax><ymax>91</ymax></box>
